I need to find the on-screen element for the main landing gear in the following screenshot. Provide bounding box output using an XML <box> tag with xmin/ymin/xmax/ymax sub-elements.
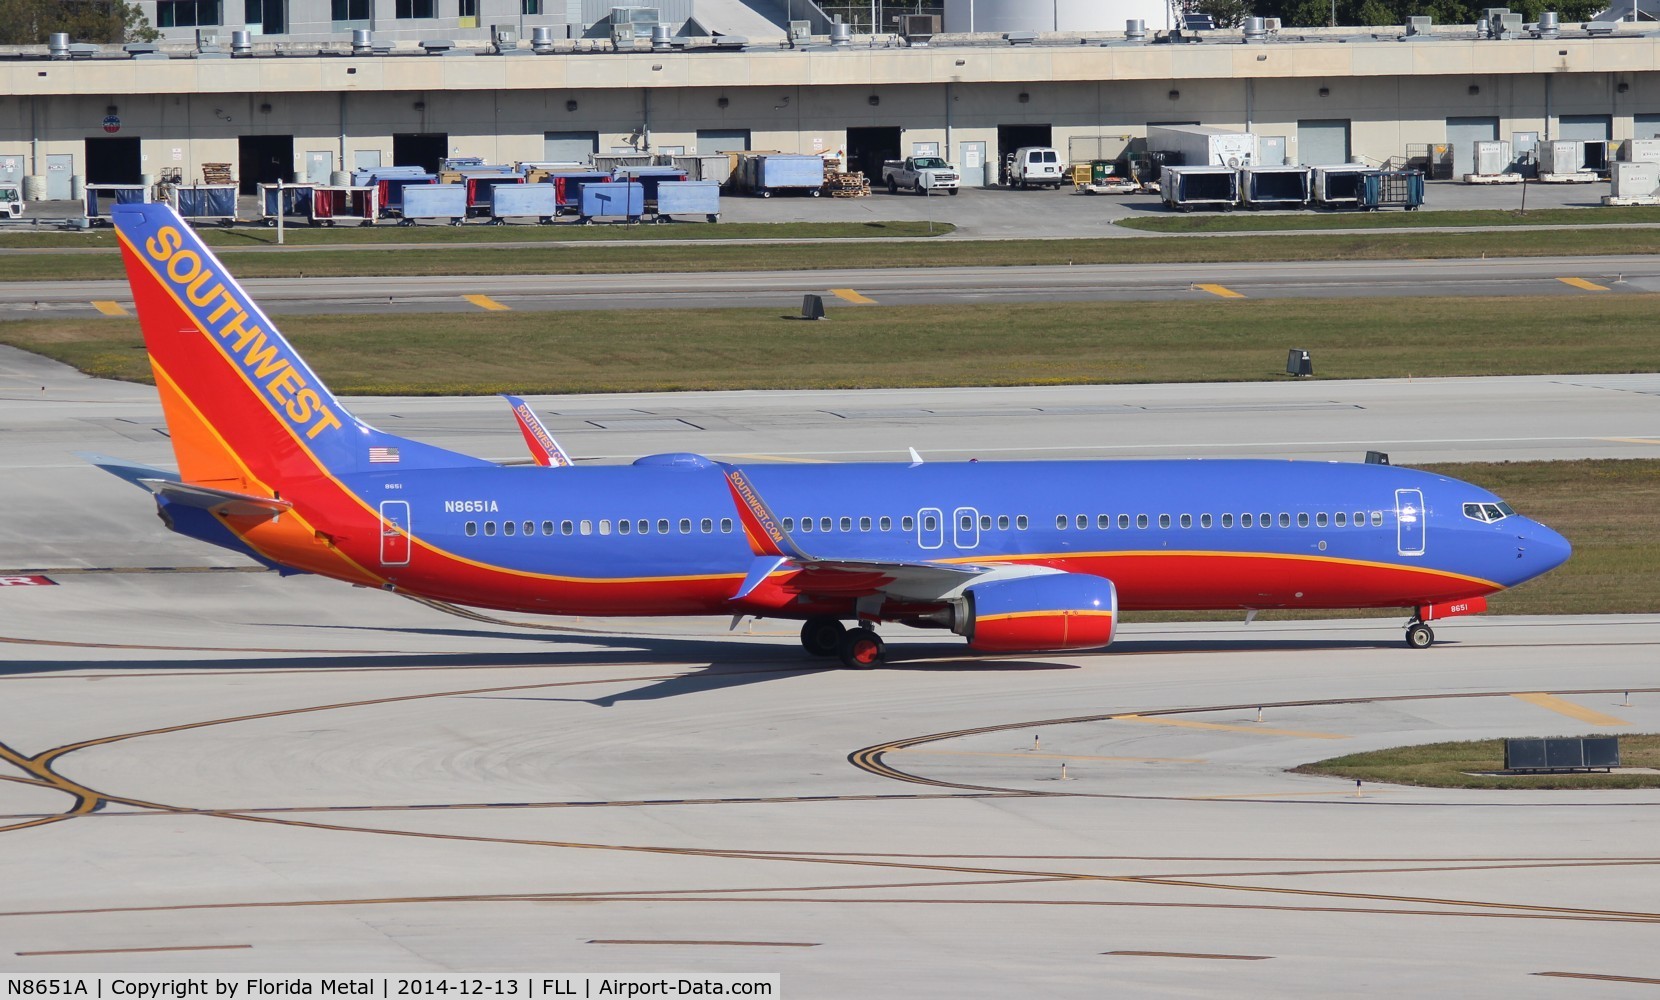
<box><xmin>799</xmin><ymin>617</ymin><xmax>887</xmax><ymax>668</ymax></box>
<box><xmin>1405</xmin><ymin>619</ymin><xmax>1435</xmax><ymax>649</ymax></box>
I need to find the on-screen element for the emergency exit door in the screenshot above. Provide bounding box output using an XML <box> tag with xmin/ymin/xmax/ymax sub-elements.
<box><xmin>379</xmin><ymin>500</ymin><xmax>411</xmax><ymax>566</ymax></box>
<box><xmin>1395</xmin><ymin>489</ymin><xmax>1425</xmax><ymax>557</ymax></box>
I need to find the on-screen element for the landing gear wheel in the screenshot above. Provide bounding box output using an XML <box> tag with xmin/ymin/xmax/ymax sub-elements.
<box><xmin>1405</xmin><ymin>622</ymin><xmax>1435</xmax><ymax>649</ymax></box>
<box><xmin>837</xmin><ymin>627</ymin><xmax>885</xmax><ymax>669</ymax></box>
<box><xmin>799</xmin><ymin>617</ymin><xmax>846</xmax><ymax>658</ymax></box>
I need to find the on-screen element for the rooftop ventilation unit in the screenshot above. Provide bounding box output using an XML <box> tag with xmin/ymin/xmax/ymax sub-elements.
<box><xmin>901</xmin><ymin>14</ymin><xmax>939</xmax><ymax>44</ymax></box>
<box><xmin>1183</xmin><ymin>13</ymin><xmax>1216</xmax><ymax>30</ymax></box>
<box><xmin>1532</xmin><ymin>10</ymin><xmax>1560</xmax><ymax>36</ymax></box>
<box><xmin>1242</xmin><ymin>16</ymin><xmax>1267</xmax><ymax>41</ymax></box>
<box><xmin>830</xmin><ymin>22</ymin><xmax>852</xmax><ymax>45</ymax></box>
<box><xmin>1004</xmin><ymin>30</ymin><xmax>1037</xmax><ymax>45</ymax></box>
<box><xmin>1406</xmin><ymin>15</ymin><xmax>1432</xmax><ymax>34</ymax></box>
<box><xmin>1125</xmin><ymin>18</ymin><xmax>1147</xmax><ymax>41</ymax></box>
<box><xmin>231</xmin><ymin>29</ymin><xmax>252</xmax><ymax>54</ymax></box>
<box><xmin>420</xmin><ymin>39</ymin><xmax>456</xmax><ymax>53</ymax></box>
<box><xmin>47</xmin><ymin>32</ymin><xmax>70</xmax><ymax>59</ymax></box>
<box><xmin>531</xmin><ymin>26</ymin><xmax>556</xmax><ymax>52</ymax></box>
<box><xmin>789</xmin><ymin>19</ymin><xmax>812</xmax><ymax>42</ymax></box>
<box><xmin>611</xmin><ymin>7</ymin><xmax>659</xmax><ymax>44</ymax></box>
<box><xmin>351</xmin><ymin>28</ymin><xmax>373</xmax><ymax>53</ymax></box>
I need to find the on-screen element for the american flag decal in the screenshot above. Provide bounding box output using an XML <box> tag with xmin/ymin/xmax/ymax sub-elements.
<box><xmin>368</xmin><ymin>446</ymin><xmax>400</xmax><ymax>464</ymax></box>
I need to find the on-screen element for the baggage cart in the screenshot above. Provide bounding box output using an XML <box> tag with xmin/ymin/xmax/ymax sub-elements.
<box><xmin>169</xmin><ymin>183</ymin><xmax>239</xmax><ymax>225</ymax></box>
<box><xmin>577</xmin><ymin>181</ymin><xmax>644</xmax><ymax>223</ymax></box>
<box><xmin>311</xmin><ymin>185</ymin><xmax>378</xmax><ymax>226</ymax></box>
<box><xmin>613</xmin><ymin>165</ymin><xmax>689</xmax><ymax>206</ymax></box>
<box><xmin>1311</xmin><ymin>164</ymin><xmax>1371</xmax><ymax>207</ymax></box>
<box><xmin>464</xmin><ymin>174</ymin><xmax>523</xmax><ymax>216</ymax></box>
<box><xmin>548</xmin><ymin>171</ymin><xmax>611</xmax><ymax>214</ymax></box>
<box><xmin>84</xmin><ymin>183</ymin><xmax>150</xmax><ymax>225</ymax></box>
<box><xmin>654</xmin><ymin>180</ymin><xmax>721</xmax><ymax>222</ymax></box>
<box><xmin>1240</xmin><ymin>165</ymin><xmax>1311</xmax><ymax>208</ymax></box>
<box><xmin>1359</xmin><ymin>170</ymin><xmax>1424</xmax><ymax>211</ymax></box>
<box><xmin>742</xmin><ymin>154</ymin><xmax>825</xmax><ymax>197</ymax></box>
<box><xmin>398</xmin><ymin>183</ymin><xmax>467</xmax><ymax>226</ymax></box>
<box><xmin>363</xmin><ymin>172</ymin><xmax>437</xmax><ymax>217</ymax></box>
<box><xmin>1159</xmin><ymin>165</ymin><xmax>1239</xmax><ymax>211</ymax></box>
<box><xmin>488</xmin><ymin>183</ymin><xmax>557</xmax><ymax>224</ymax></box>
<box><xmin>258</xmin><ymin>183</ymin><xmax>314</xmax><ymax>226</ymax></box>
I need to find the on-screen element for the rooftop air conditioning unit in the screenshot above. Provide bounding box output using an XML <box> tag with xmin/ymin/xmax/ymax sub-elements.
<box><xmin>1264</xmin><ymin>17</ymin><xmax>1282</xmax><ymax>30</ymax></box>
<box><xmin>901</xmin><ymin>14</ymin><xmax>940</xmax><ymax>42</ymax></box>
<box><xmin>789</xmin><ymin>19</ymin><xmax>811</xmax><ymax>42</ymax></box>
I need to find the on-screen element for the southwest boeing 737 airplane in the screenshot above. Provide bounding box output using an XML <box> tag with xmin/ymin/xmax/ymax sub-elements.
<box><xmin>94</xmin><ymin>203</ymin><xmax>1571</xmax><ymax>666</ymax></box>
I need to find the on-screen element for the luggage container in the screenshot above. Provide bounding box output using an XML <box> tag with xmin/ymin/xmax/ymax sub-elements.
<box><xmin>398</xmin><ymin>183</ymin><xmax>467</xmax><ymax>225</ymax></box>
<box><xmin>613</xmin><ymin>165</ymin><xmax>689</xmax><ymax>206</ymax></box>
<box><xmin>1604</xmin><ymin>160</ymin><xmax>1660</xmax><ymax>204</ymax></box>
<box><xmin>464</xmin><ymin>174</ymin><xmax>523</xmax><ymax>216</ymax></box>
<box><xmin>258</xmin><ymin>183</ymin><xmax>314</xmax><ymax>226</ymax></box>
<box><xmin>488</xmin><ymin>183</ymin><xmax>557</xmax><ymax>224</ymax></box>
<box><xmin>1359</xmin><ymin>170</ymin><xmax>1424</xmax><ymax>210</ymax></box>
<box><xmin>1619</xmin><ymin>138</ymin><xmax>1660</xmax><ymax>163</ymax></box>
<box><xmin>593</xmin><ymin>154</ymin><xmax>657</xmax><ymax>174</ymax></box>
<box><xmin>1538</xmin><ymin>140</ymin><xmax>1584</xmax><ymax>174</ymax></box>
<box><xmin>654</xmin><ymin>180</ymin><xmax>721</xmax><ymax>222</ymax></box>
<box><xmin>670</xmin><ymin>154</ymin><xmax>734</xmax><ymax>185</ymax></box>
<box><xmin>366</xmin><ymin>172</ymin><xmax>437</xmax><ymax>217</ymax></box>
<box><xmin>1240</xmin><ymin>165</ymin><xmax>1311</xmax><ymax>208</ymax></box>
<box><xmin>311</xmin><ymin>185</ymin><xmax>378</xmax><ymax>226</ymax></box>
<box><xmin>1467</xmin><ymin>140</ymin><xmax>1516</xmax><ymax>180</ymax></box>
<box><xmin>577</xmin><ymin>181</ymin><xmax>645</xmax><ymax>223</ymax></box>
<box><xmin>742</xmin><ymin>154</ymin><xmax>825</xmax><ymax>197</ymax></box>
<box><xmin>548</xmin><ymin>171</ymin><xmax>612</xmax><ymax>214</ymax></box>
<box><xmin>352</xmin><ymin>165</ymin><xmax>430</xmax><ymax>186</ymax></box>
<box><xmin>1311</xmin><ymin>164</ymin><xmax>1371</xmax><ymax>207</ymax></box>
<box><xmin>1159</xmin><ymin>165</ymin><xmax>1239</xmax><ymax>211</ymax></box>
<box><xmin>169</xmin><ymin>183</ymin><xmax>239</xmax><ymax>224</ymax></box>
<box><xmin>83</xmin><ymin>183</ymin><xmax>150</xmax><ymax>224</ymax></box>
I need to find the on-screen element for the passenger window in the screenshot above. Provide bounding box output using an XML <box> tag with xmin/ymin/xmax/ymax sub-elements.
<box><xmin>637</xmin><ymin>519</ymin><xmax>649</xmax><ymax>534</ymax></box>
<box><xmin>960</xmin><ymin>514</ymin><xmax>973</xmax><ymax>530</ymax></box>
<box><xmin>580</xmin><ymin>519</ymin><xmax>592</xmax><ymax>535</ymax></box>
<box><xmin>1118</xmin><ymin>514</ymin><xmax>1129</xmax><ymax>529</ymax></box>
<box><xmin>1335</xmin><ymin>511</ymin><xmax>1347</xmax><ymax>527</ymax></box>
<box><xmin>700</xmin><ymin>518</ymin><xmax>713</xmax><ymax>533</ymax></box>
<box><xmin>820</xmin><ymin>517</ymin><xmax>833</xmax><ymax>532</ymax></box>
<box><xmin>923</xmin><ymin>515</ymin><xmax>937</xmax><ymax>531</ymax></box>
<box><xmin>783</xmin><ymin>517</ymin><xmax>795</xmax><ymax>530</ymax></box>
<box><xmin>1222</xmin><ymin>513</ymin><xmax>1233</xmax><ymax>527</ymax></box>
<box><xmin>1200</xmin><ymin>513</ymin><xmax>1212</xmax><ymax>528</ymax></box>
<box><xmin>618</xmin><ymin>520</ymin><xmax>630</xmax><ymax>535</ymax></box>
<box><xmin>1073</xmin><ymin>514</ymin><xmax>1086</xmax><ymax>530</ymax></box>
<box><xmin>1136</xmin><ymin>514</ymin><xmax>1149</xmax><ymax>528</ymax></box>
<box><xmin>561</xmin><ymin>520</ymin><xmax>574</xmax><ymax>535</ymax></box>
<box><xmin>721</xmin><ymin>518</ymin><xmax>733</xmax><ymax>533</ymax></box>
<box><xmin>861</xmin><ymin>517</ymin><xmax>872</xmax><ymax>531</ymax></box>
<box><xmin>801</xmin><ymin>518</ymin><xmax>813</xmax><ymax>533</ymax></box>
<box><xmin>599</xmin><ymin>519</ymin><xmax>611</xmax><ymax>535</ymax></box>
<box><xmin>524</xmin><ymin>521</ymin><xmax>535</xmax><ymax>536</ymax></box>
<box><xmin>1261</xmin><ymin>513</ymin><xmax>1272</xmax><ymax>528</ymax></box>
<box><xmin>1371</xmin><ymin>511</ymin><xmax>1383</xmax><ymax>526</ymax></box>
<box><xmin>1044</xmin><ymin>151</ymin><xmax>1058</xmax><ymax>162</ymax></box>
<box><xmin>465</xmin><ymin>521</ymin><xmax>477</xmax><ymax>536</ymax></box>
<box><xmin>657</xmin><ymin>519</ymin><xmax>670</xmax><ymax>534</ymax></box>
<box><xmin>840</xmin><ymin>517</ymin><xmax>852</xmax><ymax>532</ymax></box>
<box><xmin>679</xmin><ymin>518</ymin><xmax>691</xmax><ymax>534</ymax></box>
<box><xmin>1277</xmin><ymin>513</ymin><xmax>1290</xmax><ymax>528</ymax></box>
<box><xmin>484</xmin><ymin>521</ymin><xmax>497</xmax><ymax>536</ymax></box>
<box><xmin>1097</xmin><ymin>514</ymin><xmax>1110</xmax><ymax>529</ymax></box>
<box><xmin>504</xmin><ymin>521</ymin><xmax>516</xmax><ymax>536</ymax></box>
<box><xmin>880</xmin><ymin>516</ymin><xmax>892</xmax><ymax>531</ymax></box>
<box><xmin>1056</xmin><ymin>515</ymin><xmax>1068</xmax><ymax>530</ymax></box>
<box><xmin>980</xmin><ymin>515</ymin><xmax>991</xmax><ymax>530</ymax></box>
<box><xmin>1316</xmin><ymin>512</ymin><xmax>1327</xmax><ymax>527</ymax></box>
<box><xmin>998</xmin><ymin>514</ymin><xmax>1010</xmax><ymax>530</ymax></box>
<box><xmin>1180</xmin><ymin>514</ymin><xmax>1192</xmax><ymax>528</ymax></box>
<box><xmin>1242</xmin><ymin>513</ymin><xmax>1253</xmax><ymax>527</ymax></box>
<box><xmin>1159</xmin><ymin>514</ymin><xmax>1171</xmax><ymax>528</ymax></box>
<box><xmin>541</xmin><ymin>521</ymin><xmax>554</xmax><ymax>535</ymax></box>
<box><xmin>1354</xmin><ymin>511</ymin><xmax>1365</xmax><ymax>525</ymax></box>
<box><xmin>1297</xmin><ymin>513</ymin><xmax>1309</xmax><ymax>528</ymax></box>
<box><xmin>903</xmin><ymin>516</ymin><xmax>915</xmax><ymax>531</ymax></box>
<box><xmin>1016</xmin><ymin>515</ymin><xmax>1029</xmax><ymax>530</ymax></box>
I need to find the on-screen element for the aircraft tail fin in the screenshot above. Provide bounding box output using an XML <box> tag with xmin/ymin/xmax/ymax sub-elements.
<box><xmin>502</xmin><ymin>394</ymin><xmax>575</xmax><ymax>468</ymax></box>
<box><xmin>111</xmin><ymin>203</ymin><xmax>486</xmax><ymax>494</ymax></box>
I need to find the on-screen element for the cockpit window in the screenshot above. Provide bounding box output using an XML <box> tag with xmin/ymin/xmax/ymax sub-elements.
<box><xmin>1464</xmin><ymin>501</ymin><xmax>1516</xmax><ymax>523</ymax></box>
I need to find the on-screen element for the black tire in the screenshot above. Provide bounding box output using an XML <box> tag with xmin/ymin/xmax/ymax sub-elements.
<box><xmin>1405</xmin><ymin>623</ymin><xmax>1435</xmax><ymax>649</ymax></box>
<box><xmin>837</xmin><ymin>627</ymin><xmax>885</xmax><ymax>669</ymax></box>
<box><xmin>948</xmin><ymin>187</ymin><xmax>959</xmax><ymax>196</ymax></box>
<box><xmin>800</xmin><ymin>617</ymin><xmax>846</xmax><ymax>657</ymax></box>
<box><xmin>887</xmin><ymin>178</ymin><xmax>898</xmax><ymax>194</ymax></box>
<box><xmin>915</xmin><ymin>184</ymin><xmax>925</xmax><ymax>195</ymax></box>
<box><xmin>811</xmin><ymin>188</ymin><xmax>821</xmax><ymax>197</ymax></box>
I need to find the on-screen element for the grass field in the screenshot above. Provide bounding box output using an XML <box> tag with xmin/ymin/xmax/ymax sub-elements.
<box><xmin>1295</xmin><ymin>734</ymin><xmax>1660</xmax><ymax>789</ymax></box>
<box><xmin>7</xmin><ymin>225</ymin><xmax>1660</xmax><ymax>281</ymax></box>
<box><xmin>1116</xmin><ymin>205</ymin><xmax>1660</xmax><ymax>234</ymax></box>
<box><xmin>6</xmin><ymin>296</ymin><xmax>1657</xmax><ymax>393</ymax></box>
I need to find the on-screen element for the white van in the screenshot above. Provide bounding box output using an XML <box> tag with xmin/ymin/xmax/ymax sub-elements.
<box><xmin>0</xmin><ymin>185</ymin><xmax>21</xmax><ymax>219</ymax></box>
<box><xmin>1005</xmin><ymin>147</ymin><xmax>1064</xmax><ymax>189</ymax></box>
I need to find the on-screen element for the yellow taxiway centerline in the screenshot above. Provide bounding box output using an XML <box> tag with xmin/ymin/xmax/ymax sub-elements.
<box><xmin>464</xmin><ymin>294</ymin><xmax>512</xmax><ymax>311</ymax></box>
<box><xmin>90</xmin><ymin>300</ymin><xmax>129</xmax><ymax>316</ymax></box>
<box><xmin>1194</xmin><ymin>283</ymin><xmax>1245</xmax><ymax>299</ymax></box>
<box><xmin>1112</xmin><ymin>714</ymin><xmax>1348</xmax><ymax>739</ymax></box>
<box><xmin>1511</xmin><ymin>692</ymin><xmax>1629</xmax><ymax>727</ymax></box>
<box><xmin>830</xmin><ymin>288</ymin><xmax>876</xmax><ymax>304</ymax></box>
<box><xmin>1557</xmin><ymin>277</ymin><xmax>1610</xmax><ymax>292</ymax></box>
<box><xmin>893</xmin><ymin>749</ymin><xmax>1206</xmax><ymax>764</ymax></box>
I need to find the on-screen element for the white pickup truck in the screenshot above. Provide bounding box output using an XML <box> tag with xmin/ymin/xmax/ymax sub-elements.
<box><xmin>881</xmin><ymin>156</ymin><xmax>960</xmax><ymax>195</ymax></box>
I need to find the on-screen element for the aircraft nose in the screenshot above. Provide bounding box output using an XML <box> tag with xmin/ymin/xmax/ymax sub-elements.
<box><xmin>1518</xmin><ymin>520</ymin><xmax>1572</xmax><ymax>576</ymax></box>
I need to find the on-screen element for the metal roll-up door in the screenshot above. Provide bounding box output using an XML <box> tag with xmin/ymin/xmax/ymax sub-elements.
<box><xmin>1635</xmin><ymin>114</ymin><xmax>1660</xmax><ymax>140</ymax></box>
<box><xmin>544</xmin><ymin>131</ymin><xmax>599</xmax><ymax>164</ymax></box>
<box><xmin>1445</xmin><ymin>116</ymin><xmax>1498</xmax><ymax>177</ymax></box>
<box><xmin>1297</xmin><ymin>119</ymin><xmax>1351</xmax><ymax>166</ymax></box>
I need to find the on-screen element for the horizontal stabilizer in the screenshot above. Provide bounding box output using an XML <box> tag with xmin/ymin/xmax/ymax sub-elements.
<box><xmin>77</xmin><ymin>452</ymin><xmax>181</xmax><ymax>490</ymax></box>
<box><xmin>140</xmin><ymin>479</ymin><xmax>294</xmax><ymax>519</ymax></box>
<box><xmin>732</xmin><ymin>555</ymin><xmax>790</xmax><ymax>601</ymax></box>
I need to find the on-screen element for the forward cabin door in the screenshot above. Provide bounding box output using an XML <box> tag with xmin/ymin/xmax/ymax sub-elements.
<box><xmin>1395</xmin><ymin>489</ymin><xmax>1425</xmax><ymax>557</ymax></box>
<box><xmin>380</xmin><ymin>500</ymin><xmax>411</xmax><ymax>566</ymax></box>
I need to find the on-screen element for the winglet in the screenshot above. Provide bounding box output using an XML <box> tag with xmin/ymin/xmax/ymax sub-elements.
<box><xmin>908</xmin><ymin>447</ymin><xmax>924</xmax><ymax>467</ymax></box>
<box><xmin>502</xmin><ymin>394</ymin><xmax>574</xmax><ymax>468</ymax></box>
<box><xmin>721</xmin><ymin>466</ymin><xmax>809</xmax><ymax>560</ymax></box>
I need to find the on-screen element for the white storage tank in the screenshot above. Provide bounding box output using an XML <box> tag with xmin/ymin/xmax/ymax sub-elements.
<box><xmin>944</xmin><ymin>0</ymin><xmax>1171</xmax><ymax>33</ymax></box>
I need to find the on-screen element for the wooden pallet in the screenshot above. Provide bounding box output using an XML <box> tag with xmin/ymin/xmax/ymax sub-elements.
<box><xmin>201</xmin><ymin>162</ymin><xmax>233</xmax><ymax>184</ymax></box>
<box><xmin>824</xmin><ymin>170</ymin><xmax>870</xmax><ymax>197</ymax></box>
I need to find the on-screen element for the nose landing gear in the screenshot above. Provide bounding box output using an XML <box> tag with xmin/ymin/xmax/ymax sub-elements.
<box><xmin>1405</xmin><ymin>620</ymin><xmax>1435</xmax><ymax>649</ymax></box>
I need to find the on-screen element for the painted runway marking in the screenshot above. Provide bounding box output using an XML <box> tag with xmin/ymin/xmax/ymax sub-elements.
<box><xmin>464</xmin><ymin>294</ymin><xmax>511</xmax><ymax>311</ymax></box>
<box><xmin>1194</xmin><ymin>283</ymin><xmax>1245</xmax><ymax>299</ymax></box>
<box><xmin>830</xmin><ymin>288</ymin><xmax>876</xmax><ymax>304</ymax></box>
<box><xmin>1190</xmin><ymin>789</ymin><xmax>1396</xmax><ymax>800</ymax></box>
<box><xmin>895</xmin><ymin>749</ymin><xmax>1206</xmax><ymax>764</ymax></box>
<box><xmin>16</xmin><ymin>944</ymin><xmax>252</xmax><ymax>957</ymax></box>
<box><xmin>1105</xmin><ymin>950</ymin><xmax>1270</xmax><ymax>961</ymax></box>
<box><xmin>90</xmin><ymin>300</ymin><xmax>128</xmax><ymax>316</ymax></box>
<box><xmin>1111</xmin><ymin>714</ymin><xmax>1348</xmax><ymax>740</ymax></box>
<box><xmin>1511</xmin><ymin>692</ymin><xmax>1629</xmax><ymax>727</ymax></box>
<box><xmin>1601</xmin><ymin>437</ymin><xmax>1660</xmax><ymax>446</ymax></box>
<box><xmin>1557</xmin><ymin>277</ymin><xmax>1610</xmax><ymax>292</ymax></box>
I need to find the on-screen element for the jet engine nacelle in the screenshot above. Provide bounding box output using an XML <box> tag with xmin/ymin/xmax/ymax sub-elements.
<box><xmin>956</xmin><ymin>573</ymin><xmax>1118</xmax><ymax>653</ymax></box>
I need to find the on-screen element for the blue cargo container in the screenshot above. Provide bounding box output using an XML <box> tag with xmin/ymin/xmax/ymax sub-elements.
<box><xmin>352</xmin><ymin>165</ymin><xmax>431</xmax><ymax>186</ymax></box>
<box><xmin>549</xmin><ymin>171</ymin><xmax>611</xmax><ymax>213</ymax></box>
<box><xmin>489</xmin><ymin>183</ymin><xmax>558</xmax><ymax>224</ymax></box>
<box><xmin>84</xmin><ymin>184</ymin><xmax>149</xmax><ymax>223</ymax></box>
<box><xmin>1359</xmin><ymin>170</ymin><xmax>1424</xmax><ymax>211</ymax></box>
<box><xmin>172</xmin><ymin>184</ymin><xmax>239</xmax><ymax>223</ymax></box>
<box><xmin>613</xmin><ymin>165</ymin><xmax>690</xmax><ymax>204</ymax></box>
<box><xmin>654</xmin><ymin>180</ymin><xmax>721</xmax><ymax>223</ymax></box>
<box><xmin>750</xmin><ymin>154</ymin><xmax>824</xmax><ymax>197</ymax></box>
<box><xmin>399</xmin><ymin>183</ymin><xmax>468</xmax><ymax>225</ymax></box>
<box><xmin>578</xmin><ymin>181</ymin><xmax>644</xmax><ymax>223</ymax></box>
<box><xmin>259</xmin><ymin>183</ymin><xmax>315</xmax><ymax>225</ymax></box>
